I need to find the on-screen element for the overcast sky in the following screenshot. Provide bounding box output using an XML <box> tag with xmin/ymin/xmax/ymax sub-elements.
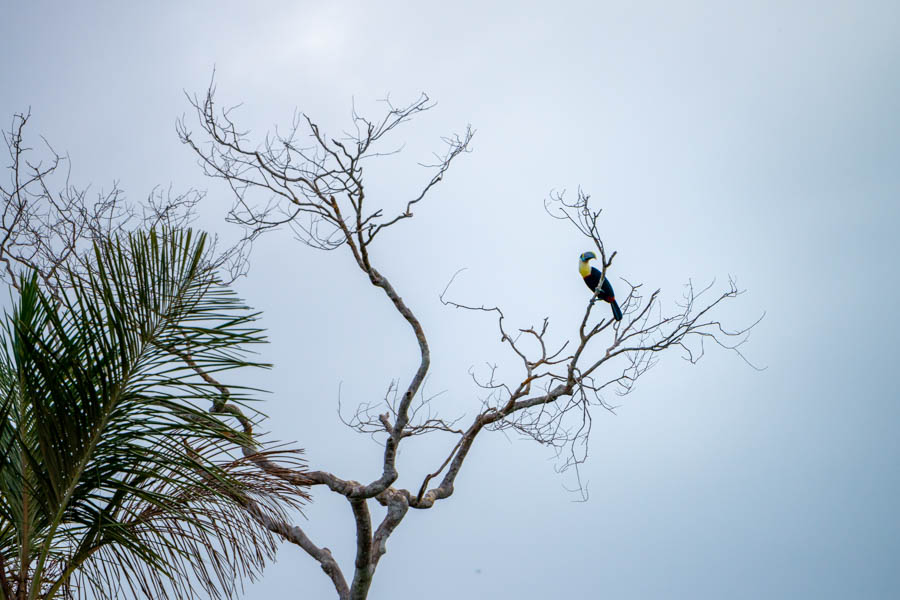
<box><xmin>3</xmin><ymin>1</ymin><xmax>899</xmax><ymax>598</ymax></box>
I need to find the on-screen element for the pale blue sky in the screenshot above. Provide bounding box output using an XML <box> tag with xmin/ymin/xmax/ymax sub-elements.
<box><xmin>2</xmin><ymin>1</ymin><xmax>899</xmax><ymax>598</ymax></box>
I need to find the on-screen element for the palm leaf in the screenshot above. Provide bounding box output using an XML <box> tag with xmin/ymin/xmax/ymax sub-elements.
<box><xmin>0</xmin><ymin>230</ymin><xmax>305</xmax><ymax>600</ymax></box>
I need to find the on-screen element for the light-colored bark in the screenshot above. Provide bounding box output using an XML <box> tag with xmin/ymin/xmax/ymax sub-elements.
<box><xmin>180</xmin><ymin>85</ymin><xmax>759</xmax><ymax>599</ymax></box>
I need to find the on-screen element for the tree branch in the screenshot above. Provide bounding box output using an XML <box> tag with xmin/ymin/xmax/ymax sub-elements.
<box><xmin>181</xmin><ymin>84</ymin><xmax>758</xmax><ymax>599</ymax></box>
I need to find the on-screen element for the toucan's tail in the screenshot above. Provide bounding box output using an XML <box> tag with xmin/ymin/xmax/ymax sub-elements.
<box><xmin>611</xmin><ymin>299</ymin><xmax>622</xmax><ymax>322</ymax></box>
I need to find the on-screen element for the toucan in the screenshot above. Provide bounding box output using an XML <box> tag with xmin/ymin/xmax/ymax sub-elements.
<box><xmin>579</xmin><ymin>251</ymin><xmax>622</xmax><ymax>321</ymax></box>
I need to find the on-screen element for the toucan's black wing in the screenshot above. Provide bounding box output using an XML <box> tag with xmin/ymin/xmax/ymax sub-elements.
<box><xmin>585</xmin><ymin>267</ymin><xmax>621</xmax><ymax>320</ymax></box>
<box><xmin>598</xmin><ymin>270</ymin><xmax>615</xmax><ymax>299</ymax></box>
<box><xmin>586</xmin><ymin>267</ymin><xmax>615</xmax><ymax>299</ymax></box>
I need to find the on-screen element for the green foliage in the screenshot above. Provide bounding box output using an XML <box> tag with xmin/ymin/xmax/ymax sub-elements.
<box><xmin>0</xmin><ymin>230</ymin><xmax>300</xmax><ymax>600</ymax></box>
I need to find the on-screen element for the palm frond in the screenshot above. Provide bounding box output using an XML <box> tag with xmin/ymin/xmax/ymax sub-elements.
<box><xmin>0</xmin><ymin>230</ymin><xmax>306</xmax><ymax>600</ymax></box>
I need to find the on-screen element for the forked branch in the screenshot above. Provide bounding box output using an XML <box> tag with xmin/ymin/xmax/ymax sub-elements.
<box><xmin>182</xmin><ymin>86</ymin><xmax>758</xmax><ymax>599</ymax></box>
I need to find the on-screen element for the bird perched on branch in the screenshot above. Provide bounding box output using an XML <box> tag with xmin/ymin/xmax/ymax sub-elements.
<box><xmin>579</xmin><ymin>251</ymin><xmax>623</xmax><ymax>321</ymax></box>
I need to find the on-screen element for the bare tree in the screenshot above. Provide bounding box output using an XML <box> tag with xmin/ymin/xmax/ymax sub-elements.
<box><xmin>0</xmin><ymin>110</ymin><xmax>128</xmax><ymax>297</ymax></box>
<box><xmin>0</xmin><ymin>111</ymin><xmax>253</xmax><ymax>298</ymax></box>
<box><xmin>179</xmin><ymin>85</ymin><xmax>759</xmax><ymax>600</ymax></box>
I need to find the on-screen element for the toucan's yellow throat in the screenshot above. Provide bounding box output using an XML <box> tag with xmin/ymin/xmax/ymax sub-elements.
<box><xmin>578</xmin><ymin>260</ymin><xmax>592</xmax><ymax>277</ymax></box>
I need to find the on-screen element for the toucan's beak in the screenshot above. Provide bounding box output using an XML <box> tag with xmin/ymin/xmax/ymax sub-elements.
<box><xmin>581</xmin><ymin>251</ymin><xmax>596</xmax><ymax>261</ymax></box>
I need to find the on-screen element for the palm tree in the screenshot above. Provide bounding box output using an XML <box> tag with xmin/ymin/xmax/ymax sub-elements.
<box><xmin>0</xmin><ymin>229</ymin><xmax>304</xmax><ymax>600</ymax></box>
